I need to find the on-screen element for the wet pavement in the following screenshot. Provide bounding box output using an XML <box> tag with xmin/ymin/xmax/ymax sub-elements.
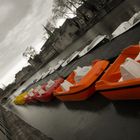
<box><xmin>3</xmin><ymin>23</ymin><xmax>140</xmax><ymax>140</ymax></box>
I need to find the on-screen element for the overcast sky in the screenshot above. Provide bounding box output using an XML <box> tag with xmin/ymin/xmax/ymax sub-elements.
<box><xmin>0</xmin><ymin>0</ymin><xmax>53</xmax><ymax>87</ymax></box>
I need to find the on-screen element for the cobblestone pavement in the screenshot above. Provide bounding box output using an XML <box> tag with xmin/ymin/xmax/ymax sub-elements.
<box><xmin>0</xmin><ymin>106</ymin><xmax>53</xmax><ymax>140</ymax></box>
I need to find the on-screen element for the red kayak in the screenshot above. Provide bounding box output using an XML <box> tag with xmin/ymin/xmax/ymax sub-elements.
<box><xmin>25</xmin><ymin>78</ymin><xmax>64</xmax><ymax>103</ymax></box>
<box><xmin>25</xmin><ymin>83</ymin><xmax>48</xmax><ymax>103</ymax></box>
<box><xmin>34</xmin><ymin>78</ymin><xmax>64</xmax><ymax>102</ymax></box>
<box><xmin>25</xmin><ymin>89</ymin><xmax>37</xmax><ymax>104</ymax></box>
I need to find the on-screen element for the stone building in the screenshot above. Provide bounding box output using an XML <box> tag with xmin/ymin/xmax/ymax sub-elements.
<box><xmin>15</xmin><ymin>65</ymin><xmax>35</xmax><ymax>86</ymax></box>
<box><xmin>28</xmin><ymin>55</ymin><xmax>43</xmax><ymax>69</ymax></box>
<box><xmin>52</xmin><ymin>19</ymin><xmax>80</xmax><ymax>52</ymax></box>
<box><xmin>41</xmin><ymin>28</ymin><xmax>61</xmax><ymax>52</ymax></box>
<box><xmin>39</xmin><ymin>19</ymin><xmax>81</xmax><ymax>55</ymax></box>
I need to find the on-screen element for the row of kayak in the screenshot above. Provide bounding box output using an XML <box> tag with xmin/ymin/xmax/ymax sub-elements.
<box><xmin>14</xmin><ymin>45</ymin><xmax>140</xmax><ymax>105</ymax></box>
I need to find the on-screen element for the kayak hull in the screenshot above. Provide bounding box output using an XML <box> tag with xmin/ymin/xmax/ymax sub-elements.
<box><xmin>55</xmin><ymin>84</ymin><xmax>95</xmax><ymax>101</ymax></box>
<box><xmin>33</xmin><ymin>93</ymin><xmax>53</xmax><ymax>102</ymax></box>
<box><xmin>25</xmin><ymin>96</ymin><xmax>37</xmax><ymax>104</ymax></box>
<box><xmin>100</xmin><ymin>86</ymin><xmax>140</xmax><ymax>100</ymax></box>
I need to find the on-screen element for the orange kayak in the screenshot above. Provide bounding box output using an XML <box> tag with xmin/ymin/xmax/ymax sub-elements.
<box><xmin>96</xmin><ymin>45</ymin><xmax>140</xmax><ymax>100</ymax></box>
<box><xmin>54</xmin><ymin>60</ymin><xmax>109</xmax><ymax>101</ymax></box>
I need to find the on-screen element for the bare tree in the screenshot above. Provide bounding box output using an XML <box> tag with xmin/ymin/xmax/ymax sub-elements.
<box><xmin>52</xmin><ymin>0</ymin><xmax>79</xmax><ymax>19</ymax></box>
<box><xmin>52</xmin><ymin>6</ymin><xmax>74</xmax><ymax>19</ymax></box>
<box><xmin>52</xmin><ymin>0</ymin><xmax>88</xmax><ymax>21</ymax></box>
<box><xmin>23</xmin><ymin>46</ymin><xmax>37</xmax><ymax>59</ymax></box>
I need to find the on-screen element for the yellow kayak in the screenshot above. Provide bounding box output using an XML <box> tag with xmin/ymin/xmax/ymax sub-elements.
<box><xmin>13</xmin><ymin>92</ymin><xmax>28</xmax><ymax>105</ymax></box>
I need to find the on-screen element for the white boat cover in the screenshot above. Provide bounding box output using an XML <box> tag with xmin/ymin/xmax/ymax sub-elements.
<box><xmin>78</xmin><ymin>35</ymin><xmax>107</xmax><ymax>57</ymax></box>
<box><xmin>74</xmin><ymin>66</ymin><xmax>92</xmax><ymax>83</ymax></box>
<box><xmin>112</xmin><ymin>11</ymin><xmax>140</xmax><ymax>38</ymax></box>
<box><xmin>119</xmin><ymin>58</ymin><xmax>140</xmax><ymax>81</ymax></box>
<box><xmin>60</xmin><ymin>80</ymin><xmax>74</xmax><ymax>92</ymax></box>
<box><xmin>45</xmin><ymin>80</ymin><xmax>55</xmax><ymax>91</ymax></box>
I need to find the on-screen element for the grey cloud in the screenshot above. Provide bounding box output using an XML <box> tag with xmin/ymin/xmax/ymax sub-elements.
<box><xmin>0</xmin><ymin>0</ymin><xmax>33</xmax><ymax>42</ymax></box>
<box><xmin>0</xmin><ymin>0</ymin><xmax>53</xmax><ymax>85</ymax></box>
